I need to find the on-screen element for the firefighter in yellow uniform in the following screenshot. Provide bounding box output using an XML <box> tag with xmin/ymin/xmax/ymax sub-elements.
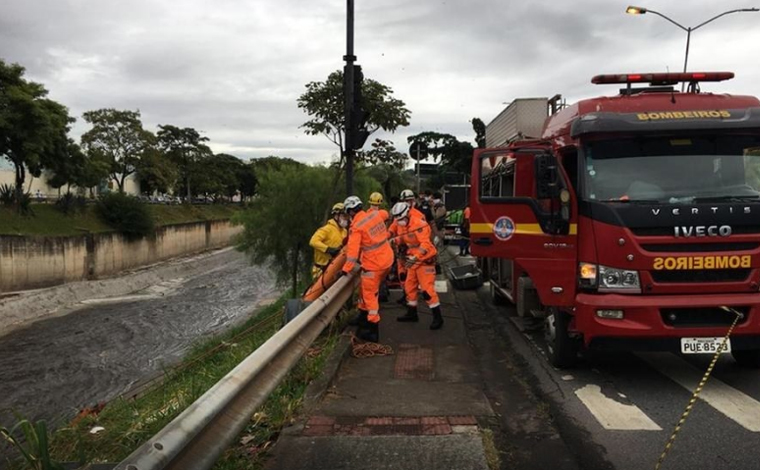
<box><xmin>309</xmin><ymin>203</ymin><xmax>348</xmax><ymax>279</ymax></box>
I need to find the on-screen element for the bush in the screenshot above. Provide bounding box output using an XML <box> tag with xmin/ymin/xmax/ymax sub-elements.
<box><xmin>0</xmin><ymin>184</ymin><xmax>34</xmax><ymax>215</ymax></box>
<box><xmin>96</xmin><ymin>192</ymin><xmax>154</xmax><ymax>238</ymax></box>
<box><xmin>54</xmin><ymin>193</ymin><xmax>87</xmax><ymax>215</ymax></box>
<box><xmin>0</xmin><ymin>184</ymin><xmax>15</xmax><ymax>206</ymax></box>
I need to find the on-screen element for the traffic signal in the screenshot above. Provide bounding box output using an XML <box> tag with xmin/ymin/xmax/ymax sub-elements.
<box><xmin>350</xmin><ymin>65</ymin><xmax>370</xmax><ymax>150</ymax></box>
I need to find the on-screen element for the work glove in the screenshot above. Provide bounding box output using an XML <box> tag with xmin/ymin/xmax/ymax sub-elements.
<box><xmin>399</xmin><ymin>272</ymin><xmax>407</xmax><ymax>282</ymax></box>
<box><xmin>404</xmin><ymin>256</ymin><xmax>418</xmax><ymax>269</ymax></box>
<box><xmin>433</xmin><ymin>235</ymin><xmax>441</xmax><ymax>246</ymax></box>
<box><xmin>327</xmin><ymin>247</ymin><xmax>341</xmax><ymax>256</ymax></box>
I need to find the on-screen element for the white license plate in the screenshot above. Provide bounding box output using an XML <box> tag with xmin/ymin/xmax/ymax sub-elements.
<box><xmin>681</xmin><ymin>337</ymin><xmax>732</xmax><ymax>354</ymax></box>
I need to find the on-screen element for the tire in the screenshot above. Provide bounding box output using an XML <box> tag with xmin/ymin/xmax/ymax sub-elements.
<box><xmin>732</xmin><ymin>349</ymin><xmax>760</xmax><ymax>368</ymax></box>
<box><xmin>544</xmin><ymin>308</ymin><xmax>579</xmax><ymax>368</ymax></box>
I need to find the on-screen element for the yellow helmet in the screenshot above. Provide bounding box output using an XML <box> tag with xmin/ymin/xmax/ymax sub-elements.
<box><xmin>369</xmin><ymin>192</ymin><xmax>384</xmax><ymax>206</ymax></box>
<box><xmin>331</xmin><ymin>202</ymin><xmax>345</xmax><ymax>214</ymax></box>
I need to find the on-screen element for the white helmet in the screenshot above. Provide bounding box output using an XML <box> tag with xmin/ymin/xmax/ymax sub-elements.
<box><xmin>391</xmin><ymin>202</ymin><xmax>410</xmax><ymax>219</ymax></box>
<box><xmin>399</xmin><ymin>189</ymin><xmax>415</xmax><ymax>201</ymax></box>
<box><xmin>343</xmin><ymin>195</ymin><xmax>363</xmax><ymax>212</ymax></box>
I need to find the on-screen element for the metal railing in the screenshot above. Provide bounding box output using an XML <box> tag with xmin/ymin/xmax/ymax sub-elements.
<box><xmin>113</xmin><ymin>274</ymin><xmax>357</xmax><ymax>470</ymax></box>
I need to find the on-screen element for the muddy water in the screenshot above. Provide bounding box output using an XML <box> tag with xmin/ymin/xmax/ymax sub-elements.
<box><xmin>0</xmin><ymin>252</ymin><xmax>278</xmax><ymax>428</ymax></box>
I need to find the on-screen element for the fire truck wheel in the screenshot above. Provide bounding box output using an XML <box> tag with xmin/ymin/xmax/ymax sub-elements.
<box><xmin>544</xmin><ymin>308</ymin><xmax>579</xmax><ymax>368</ymax></box>
<box><xmin>732</xmin><ymin>349</ymin><xmax>760</xmax><ymax>368</ymax></box>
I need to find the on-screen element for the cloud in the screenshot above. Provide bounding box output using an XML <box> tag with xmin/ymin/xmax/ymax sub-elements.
<box><xmin>2</xmin><ymin>0</ymin><xmax>759</xmax><ymax>164</ymax></box>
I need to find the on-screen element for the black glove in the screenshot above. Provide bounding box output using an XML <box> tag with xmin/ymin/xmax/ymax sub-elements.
<box><xmin>327</xmin><ymin>247</ymin><xmax>341</xmax><ymax>256</ymax></box>
<box><xmin>337</xmin><ymin>270</ymin><xmax>346</xmax><ymax>278</ymax></box>
<box><xmin>399</xmin><ymin>272</ymin><xmax>407</xmax><ymax>282</ymax></box>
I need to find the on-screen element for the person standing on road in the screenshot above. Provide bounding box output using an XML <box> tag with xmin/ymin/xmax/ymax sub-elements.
<box><xmin>460</xmin><ymin>205</ymin><xmax>471</xmax><ymax>256</ymax></box>
<box><xmin>342</xmin><ymin>196</ymin><xmax>394</xmax><ymax>342</ymax></box>
<box><xmin>309</xmin><ymin>202</ymin><xmax>348</xmax><ymax>279</ymax></box>
<box><xmin>367</xmin><ymin>192</ymin><xmax>391</xmax><ymax>302</ymax></box>
<box><xmin>391</xmin><ymin>202</ymin><xmax>444</xmax><ymax>330</ymax></box>
<box><xmin>392</xmin><ymin>189</ymin><xmax>422</xmax><ymax>305</ymax></box>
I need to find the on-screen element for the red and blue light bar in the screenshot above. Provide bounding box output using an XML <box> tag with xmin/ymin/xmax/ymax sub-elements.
<box><xmin>591</xmin><ymin>72</ymin><xmax>734</xmax><ymax>85</ymax></box>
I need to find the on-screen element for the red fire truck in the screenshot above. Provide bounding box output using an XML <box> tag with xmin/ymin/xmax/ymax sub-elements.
<box><xmin>470</xmin><ymin>72</ymin><xmax>760</xmax><ymax>367</ymax></box>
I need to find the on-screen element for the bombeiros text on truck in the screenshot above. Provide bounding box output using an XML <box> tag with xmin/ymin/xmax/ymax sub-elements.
<box><xmin>471</xmin><ymin>72</ymin><xmax>760</xmax><ymax>367</ymax></box>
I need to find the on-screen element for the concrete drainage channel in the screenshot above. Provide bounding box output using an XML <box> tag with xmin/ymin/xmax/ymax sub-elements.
<box><xmin>0</xmin><ymin>247</ymin><xmax>243</xmax><ymax>337</ymax></box>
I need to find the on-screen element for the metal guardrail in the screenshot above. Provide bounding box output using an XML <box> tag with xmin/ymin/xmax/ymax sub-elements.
<box><xmin>113</xmin><ymin>274</ymin><xmax>357</xmax><ymax>470</ymax></box>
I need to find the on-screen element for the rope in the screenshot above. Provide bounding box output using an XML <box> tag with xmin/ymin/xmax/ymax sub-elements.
<box><xmin>346</xmin><ymin>332</ymin><xmax>394</xmax><ymax>358</ymax></box>
<box><xmin>654</xmin><ymin>306</ymin><xmax>742</xmax><ymax>470</ymax></box>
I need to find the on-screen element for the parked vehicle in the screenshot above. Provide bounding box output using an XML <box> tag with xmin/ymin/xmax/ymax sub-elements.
<box><xmin>470</xmin><ymin>72</ymin><xmax>760</xmax><ymax>368</ymax></box>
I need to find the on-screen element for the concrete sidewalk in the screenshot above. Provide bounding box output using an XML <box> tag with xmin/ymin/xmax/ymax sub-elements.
<box><xmin>268</xmin><ymin>254</ymin><xmax>578</xmax><ymax>470</ymax></box>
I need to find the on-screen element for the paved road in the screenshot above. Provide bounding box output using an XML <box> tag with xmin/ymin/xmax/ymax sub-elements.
<box><xmin>0</xmin><ymin>251</ymin><xmax>277</xmax><ymax>429</ymax></box>
<box><xmin>481</xmin><ymin>283</ymin><xmax>760</xmax><ymax>470</ymax></box>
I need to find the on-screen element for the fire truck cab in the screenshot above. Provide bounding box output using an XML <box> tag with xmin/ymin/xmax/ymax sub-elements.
<box><xmin>470</xmin><ymin>72</ymin><xmax>760</xmax><ymax>367</ymax></box>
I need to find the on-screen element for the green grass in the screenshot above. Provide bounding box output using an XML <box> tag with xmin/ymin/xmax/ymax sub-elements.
<box><xmin>16</xmin><ymin>294</ymin><xmax>347</xmax><ymax>470</ymax></box>
<box><xmin>0</xmin><ymin>204</ymin><xmax>240</xmax><ymax>237</ymax></box>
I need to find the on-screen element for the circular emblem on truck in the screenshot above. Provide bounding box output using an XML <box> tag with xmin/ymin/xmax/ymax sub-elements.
<box><xmin>493</xmin><ymin>216</ymin><xmax>515</xmax><ymax>241</ymax></box>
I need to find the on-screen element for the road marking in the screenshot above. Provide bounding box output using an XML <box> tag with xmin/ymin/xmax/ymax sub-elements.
<box><xmin>575</xmin><ymin>384</ymin><xmax>662</xmax><ymax>431</ymax></box>
<box><xmin>638</xmin><ymin>352</ymin><xmax>760</xmax><ymax>432</ymax></box>
<box><xmin>434</xmin><ymin>280</ymin><xmax>448</xmax><ymax>293</ymax></box>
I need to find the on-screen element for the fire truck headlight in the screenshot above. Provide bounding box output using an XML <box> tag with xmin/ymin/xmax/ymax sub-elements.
<box><xmin>598</xmin><ymin>265</ymin><xmax>641</xmax><ymax>293</ymax></box>
<box><xmin>578</xmin><ymin>262</ymin><xmax>598</xmax><ymax>288</ymax></box>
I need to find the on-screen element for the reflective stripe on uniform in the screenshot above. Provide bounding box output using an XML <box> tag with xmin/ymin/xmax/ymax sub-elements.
<box><xmin>346</xmin><ymin>256</ymin><xmax>360</xmax><ymax>264</ymax></box>
<box><xmin>361</xmin><ymin>270</ymin><xmax>375</xmax><ymax>278</ymax></box>
<box><xmin>363</xmin><ymin>239</ymin><xmax>388</xmax><ymax>252</ymax></box>
<box><xmin>407</xmin><ymin>301</ymin><xmax>418</xmax><ymax>307</ymax></box>
<box><xmin>428</xmin><ymin>302</ymin><xmax>440</xmax><ymax>308</ymax></box>
<box><xmin>355</xmin><ymin>211</ymin><xmax>378</xmax><ymax>228</ymax></box>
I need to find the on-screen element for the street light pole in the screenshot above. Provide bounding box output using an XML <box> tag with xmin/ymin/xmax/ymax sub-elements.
<box><xmin>626</xmin><ymin>6</ymin><xmax>759</xmax><ymax>89</ymax></box>
<box><xmin>344</xmin><ymin>0</ymin><xmax>356</xmax><ymax>196</ymax></box>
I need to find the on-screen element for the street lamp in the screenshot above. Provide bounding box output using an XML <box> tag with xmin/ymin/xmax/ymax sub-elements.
<box><xmin>626</xmin><ymin>5</ymin><xmax>759</xmax><ymax>86</ymax></box>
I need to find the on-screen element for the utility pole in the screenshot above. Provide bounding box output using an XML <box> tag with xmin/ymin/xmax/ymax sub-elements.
<box><xmin>344</xmin><ymin>0</ymin><xmax>356</xmax><ymax>196</ymax></box>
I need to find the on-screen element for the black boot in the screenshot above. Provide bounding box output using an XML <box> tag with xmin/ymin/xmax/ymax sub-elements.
<box><xmin>348</xmin><ymin>309</ymin><xmax>367</xmax><ymax>326</ymax></box>
<box><xmin>358</xmin><ymin>320</ymin><xmax>379</xmax><ymax>343</ymax></box>
<box><xmin>430</xmin><ymin>306</ymin><xmax>444</xmax><ymax>330</ymax></box>
<box><xmin>397</xmin><ymin>306</ymin><xmax>419</xmax><ymax>322</ymax></box>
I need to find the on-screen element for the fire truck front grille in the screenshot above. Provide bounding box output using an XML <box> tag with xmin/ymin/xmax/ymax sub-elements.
<box><xmin>661</xmin><ymin>307</ymin><xmax>750</xmax><ymax>328</ymax></box>
<box><xmin>641</xmin><ymin>242</ymin><xmax>759</xmax><ymax>253</ymax></box>
<box><xmin>650</xmin><ymin>269</ymin><xmax>751</xmax><ymax>283</ymax></box>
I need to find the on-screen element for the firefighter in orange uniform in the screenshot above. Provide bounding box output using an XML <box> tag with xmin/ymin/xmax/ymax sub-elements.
<box><xmin>342</xmin><ymin>196</ymin><xmax>394</xmax><ymax>342</ymax></box>
<box><xmin>391</xmin><ymin>202</ymin><xmax>443</xmax><ymax>330</ymax></box>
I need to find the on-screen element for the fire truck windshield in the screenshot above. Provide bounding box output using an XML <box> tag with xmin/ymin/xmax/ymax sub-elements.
<box><xmin>582</xmin><ymin>134</ymin><xmax>760</xmax><ymax>203</ymax></box>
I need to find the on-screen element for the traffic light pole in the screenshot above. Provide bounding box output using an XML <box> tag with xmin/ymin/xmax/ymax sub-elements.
<box><xmin>344</xmin><ymin>0</ymin><xmax>355</xmax><ymax>196</ymax></box>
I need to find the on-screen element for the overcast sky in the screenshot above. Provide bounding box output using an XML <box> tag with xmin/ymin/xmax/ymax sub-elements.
<box><xmin>2</xmin><ymin>0</ymin><xmax>759</xmax><ymax>165</ymax></box>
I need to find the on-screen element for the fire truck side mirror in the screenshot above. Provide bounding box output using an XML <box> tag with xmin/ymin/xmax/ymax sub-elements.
<box><xmin>535</xmin><ymin>154</ymin><xmax>560</xmax><ymax>199</ymax></box>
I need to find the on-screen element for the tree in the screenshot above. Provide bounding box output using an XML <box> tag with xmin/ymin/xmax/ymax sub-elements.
<box><xmin>194</xmin><ymin>153</ymin><xmax>245</xmax><ymax>200</ymax></box>
<box><xmin>137</xmin><ymin>148</ymin><xmax>177</xmax><ymax>195</ymax></box>
<box><xmin>156</xmin><ymin>125</ymin><xmax>211</xmax><ymax>201</ymax></box>
<box><xmin>46</xmin><ymin>139</ymin><xmax>86</xmax><ymax>194</ymax></box>
<box><xmin>407</xmin><ymin>131</ymin><xmax>474</xmax><ymax>176</ymax></box>
<box><xmin>81</xmin><ymin>109</ymin><xmax>155</xmax><ymax>193</ymax></box>
<box><xmin>237</xmin><ymin>162</ymin><xmax>257</xmax><ymax>201</ymax></box>
<box><xmin>0</xmin><ymin>60</ymin><xmax>73</xmax><ymax>207</ymax></box>
<box><xmin>76</xmin><ymin>152</ymin><xmax>111</xmax><ymax>197</ymax></box>
<box><xmin>297</xmin><ymin>69</ymin><xmax>411</xmax><ymax>170</ymax></box>
<box><xmin>236</xmin><ymin>164</ymin><xmax>381</xmax><ymax>293</ymax></box>
<box><xmin>356</xmin><ymin>138</ymin><xmax>407</xmax><ymax>168</ymax></box>
<box><xmin>472</xmin><ymin>117</ymin><xmax>486</xmax><ymax>148</ymax></box>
